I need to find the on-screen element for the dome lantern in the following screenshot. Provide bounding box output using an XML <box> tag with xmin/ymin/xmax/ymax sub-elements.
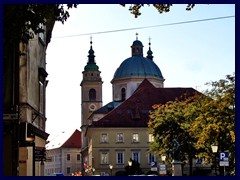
<box><xmin>131</xmin><ymin>33</ymin><xmax>144</xmax><ymax>57</ymax></box>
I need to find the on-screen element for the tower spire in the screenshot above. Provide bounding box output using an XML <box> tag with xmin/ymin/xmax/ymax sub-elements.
<box><xmin>87</xmin><ymin>35</ymin><xmax>95</xmax><ymax>64</ymax></box>
<box><xmin>84</xmin><ymin>36</ymin><xmax>99</xmax><ymax>71</ymax></box>
<box><xmin>146</xmin><ymin>36</ymin><xmax>153</xmax><ymax>60</ymax></box>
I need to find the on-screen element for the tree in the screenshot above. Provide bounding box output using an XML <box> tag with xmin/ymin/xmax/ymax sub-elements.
<box><xmin>120</xmin><ymin>4</ymin><xmax>195</xmax><ymax>18</ymax></box>
<box><xmin>148</xmin><ymin>94</ymin><xmax>202</xmax><ymax>175</ymax></box>
<box><xmin>190</xmin><ymin>73</ymin><xmax>235</xmax><ymax>175</ymax></box>
<box><xmin>3</xmin><ymin>4</ymin><xmax>78</xmax><ymax>45</ymax></box>
<box><xmin>148</xmin><ymin>73</ymin><xmax>235</xmax><ymax>175</ymax></box>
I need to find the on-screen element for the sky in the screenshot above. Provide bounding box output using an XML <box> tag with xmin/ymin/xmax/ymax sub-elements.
<box><xmin>45</xmin><ymin>4</ymin><xmax>235</xmax><ymax>140</ymax></box>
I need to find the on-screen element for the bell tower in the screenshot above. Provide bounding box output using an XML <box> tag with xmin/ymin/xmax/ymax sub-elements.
<box><xmin>80</xmin><ymin>38</ymin><xmax>103</xmax><ymax>149</ymax></box>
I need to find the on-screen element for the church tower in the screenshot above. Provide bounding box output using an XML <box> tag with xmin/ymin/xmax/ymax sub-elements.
<box><xmin>80</xmin><ymin>39</ymin><xmax>103</xmax><ymax>149</ymax></box>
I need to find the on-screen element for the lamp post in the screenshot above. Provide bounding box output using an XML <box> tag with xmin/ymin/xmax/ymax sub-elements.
<box><xmin>211</xmin><ymin>143</ymin><xmax>218</xmax><ymax>176</ymax></box>
<box><xmin>109</xmin><ymin>164</ymin><xmax>113</xmax><ymax>176</ymax></box>
<box><xmin>160</xmin><ymin>154</ymin><xmax>167</xmax><ymax>176</ymax></box>
<box><xmin>128</xmin><ymin>160</ymin><xmax>132</xmax><ymax>167</ymax></box>
<box><xmin>128</xmin><ymin>159</ymin><xmax>132</xmax><ymax>175</ymax></box>
<box><xmin>161</xmin><ymin>154</ymin><xmax>167</xmax><ymax>164</ymax></box>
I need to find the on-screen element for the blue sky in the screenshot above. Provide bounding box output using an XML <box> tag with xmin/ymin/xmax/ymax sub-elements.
<box><xmin>45</xmin><ymin>4</ymin><xmax>235</xmax><ymax>139</ymax></box>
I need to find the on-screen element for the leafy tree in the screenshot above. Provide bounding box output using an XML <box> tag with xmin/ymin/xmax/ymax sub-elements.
<box><xmin>190</xmin><ymin>73</ymin><xmax>235</xmax><ymax>175</ymax></box>
<box><xmin>3</xmin><ymin>4</ymin><xmax>78</xmax><ymax>45</ymax></box>
<box><xmin>148</xmin><ymin>94</ymin><xmax>202</xmax><ymax>175</ymax></box>
<box><xmin>148</xmin><ymin>73</ymin><xmax>235</xmax><ymax>175</ymax></box>
<box><xmin>120</xmin><ymin>4</ymin><xmax>195</xmax><ymax>18</ymax></box>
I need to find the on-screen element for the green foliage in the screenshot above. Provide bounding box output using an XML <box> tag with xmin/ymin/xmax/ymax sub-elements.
<box><xmin>148</xmin><ymin>73</ymin><xmax>235</xmax><ymax>175</ymax></box>
<box><xmin>120</xmin><ymin>4</ymin><xmax>195</xmax><ymax>18</ymax></box>
<box><xmin>4</xmin><ymin>4</ymin><xmax>78</xmax><ymax>44</ymax></box>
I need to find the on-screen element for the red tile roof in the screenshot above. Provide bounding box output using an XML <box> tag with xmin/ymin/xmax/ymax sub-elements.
<box><xmin>61</xmin><ymin>129</ymin><xmax>81</xmax><ymax>148</ymax></box>
<box><xmin>92</xmin><ymin>79</ymin><xmax>200</xmax><ymax>127</ymax></box>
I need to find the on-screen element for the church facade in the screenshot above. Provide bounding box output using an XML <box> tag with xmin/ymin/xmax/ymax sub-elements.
<box><xmin>80</xmin><ymin>35</ymin><xmax>198</xmax><ymax>175</ymax></box>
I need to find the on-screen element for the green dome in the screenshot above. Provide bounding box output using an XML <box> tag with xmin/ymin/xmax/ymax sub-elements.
<box><xmin>113</xmin><ymin>56</ymin><xmax>163</xmax><ymax>79</ymax></box>
<box><xmin>84</xmin><ymin>63</ymin><xmax>99</xmax><ymax>71</ymax></box>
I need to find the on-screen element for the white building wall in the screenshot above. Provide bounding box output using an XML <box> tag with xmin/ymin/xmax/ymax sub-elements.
<box><xmin>112</xmin><ymin>77</ymin><xmax>164</xmax><ymax>101</ymax></box>
<box><xmin>44</xmin><ymin>148</ymin><xmax>81</xmax><ymax>176</ymax></box>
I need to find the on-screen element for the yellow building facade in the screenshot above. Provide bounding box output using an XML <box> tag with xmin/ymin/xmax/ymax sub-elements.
<box><xmin>86</xmin><ymin>127</ymin><xmax>159</xmax><ymax>175</ymax></box>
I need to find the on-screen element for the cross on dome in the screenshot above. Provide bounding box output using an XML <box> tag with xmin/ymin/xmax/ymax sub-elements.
<box><xmin>136</xmin><ymin>33</ymin><xmax>138</xmax><ymax>40</ymax></box>
<box><xmin>149</xmin><ymin>36</ymin><xmax>151</xmax><ymax>47</ymax></box>
<box><xmin>90</xmin><ymin>35</ymin><xmax>93</xmax><ymax>45</ymax></box>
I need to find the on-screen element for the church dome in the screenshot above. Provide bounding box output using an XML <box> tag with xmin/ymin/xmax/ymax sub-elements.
<box><xmin>113</xmin><ymin>56</ymin><xmax>163</xmax><ymax>79</ymax></box>
<box><xmin>113</xmin><ymin>36</ymin><xmax>163</xmax><ymax>79</ymax></box>
<box><xmin>111</xmin><ymin>35</ymin><xmax>164</xmax><ymax>101</ymax></box>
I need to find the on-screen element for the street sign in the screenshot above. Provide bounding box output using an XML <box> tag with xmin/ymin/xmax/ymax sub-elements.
<box><xmin>151</xmin><ymin>161</ymin><xmax>157</xmax><ymax>171</ymax></box>
<box><xmin>159</xmin><ymin>164</ymin><xmax>167</xmax><ymax>175</ymax></box>
<box><xmin>219</xmin><ymin>152</ymin><xmax>229</xmax><ymax>166</ymax></box>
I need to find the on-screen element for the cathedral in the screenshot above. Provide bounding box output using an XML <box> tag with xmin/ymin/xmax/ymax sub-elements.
<box><xmin>80</xmin><ymin>34</ymin><xmax>198</xmax><ymax>176</ymax></box>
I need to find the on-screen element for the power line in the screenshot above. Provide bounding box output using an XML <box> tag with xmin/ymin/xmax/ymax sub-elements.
<box><xmin>52</xmin><ymin>15</ymin><xmax>234</xmax><ymax>39</ymax></box>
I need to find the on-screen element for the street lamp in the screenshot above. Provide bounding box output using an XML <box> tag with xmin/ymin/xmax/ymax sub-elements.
<box><xmin>161</xmin><ymin>154</ymin><xmax>167</xmax><ymax>164</ymax></box>
<box><xmin>128</xmin><ymin>160</ymin><xmax>132</xmax><ymax>167</ymax></box>
<box><xmin>109</xmin><ymin>164</ymin><xmax>113</xmax><ymax>176</ymax></box>
<box><xmin>211</xmin><ymin>143</ymin><xmax>218</xmax><ymax>176</ymax></box>
<box><xmin>128</xmin><ymin>159</ymin><xmax>132</xmax><ymax>175</ymax></box>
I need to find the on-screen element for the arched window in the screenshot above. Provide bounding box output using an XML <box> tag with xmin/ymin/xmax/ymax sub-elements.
<box><xmin>121</xmin><ymin>88</ymin><xmax>126</xmax><ymax>101</ymax></box>
<box><xmin>89</xmin><ymin>89</ymin><xmax>96</xmax><ymax>101</ymax></box>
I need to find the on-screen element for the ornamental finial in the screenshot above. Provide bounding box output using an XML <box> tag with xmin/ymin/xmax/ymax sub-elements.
<box><xmin>90</xmin><ymin>35</ymin><xmax>93</xmax><ymax>45</ymax></box>
<box><xmin>136</xmin><ymin>32</ymin><xmax>138</xmax><ymax>40</ymax></box>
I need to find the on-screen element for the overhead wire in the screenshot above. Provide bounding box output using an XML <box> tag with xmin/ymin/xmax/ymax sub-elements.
<box><xmin>52</xmin><ymin>15</ymin><xmax>234</xmax><ymax>39</ymax></box>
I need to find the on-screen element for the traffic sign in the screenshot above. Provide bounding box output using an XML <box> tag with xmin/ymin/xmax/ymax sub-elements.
<box><xmin>151</xmin><ymin>161</ymin><xmax>157</xmax><ymax>171</ymax></box>
<box><xmin>159</xmin><ymin>164</ymin><xmax>167</xmax><ymax>175</ymax></box>
<box><xmin>219</xmin><ymin>152</ymin><xmax>229</xmax><ymax>166</ymax></box>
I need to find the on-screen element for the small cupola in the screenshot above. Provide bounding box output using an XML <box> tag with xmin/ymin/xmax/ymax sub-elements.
<box><xmin>146</xmin><ymin>37</ymin><xmax>153</xmax><ymax>60</ymax></box>
<box><xmin>131</xmin><ymin>33</ymin><xmax>144</xmax><ymax>57</ymax></box>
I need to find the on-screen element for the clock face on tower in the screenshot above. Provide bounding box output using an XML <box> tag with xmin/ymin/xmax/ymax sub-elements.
<box><xmin>89</xmin><ymin>103</ymin><xmax>97</xmax><ymax>111</ymax></box>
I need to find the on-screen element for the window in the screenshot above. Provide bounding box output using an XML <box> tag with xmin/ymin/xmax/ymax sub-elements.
<box><xmin>89</xmin><ymin>89</ymin><xmax>96</xmax><ymax>101</ymax></box>
<box><xmin>116</xmin><ymin>152</ymin><xmax>124</xmax><ymax>164</ymax></box>
<box><xmin>67</xmin><ymin>154</ymin><xmax>70</xmax><ymax>161</ymax></box>
<box><xmin>77</xmin><ymin>154</ymin><xmax>80</xmax><ymax>161</ymax></box>
<box><xmin>100</xmin><ymin>133</ymin><xmax>108</xmax><ymax>143</ymax></box>
<box><xmin>121</xmin><ymin>88</ymin><xmax>126</xmax><ymax>101</ymax></box>
<box><xmin>116</xmin><ymin>133</ymin><xmax>124</xmax><ymax>143</ymax></box>
<box><xmin>132</xmin><ymin>133</ymin><xmax>139</xmax><ymax>143</ymax></box>
<box><xmin>67</xmin><ymin>167</ymin><xmax>71</xmax><ymax>174</ymax></box>
<box><xmin>148</xmin><ymin>153</ymin><xmax>156</xmax><ymax>164</ymax></box>
<box><xmin>148</xmin><ymin>134</ymin><xmax>154</xmax><ymax>142</ymax></box>
<box><xmin>132</xmin><ymin>152</ymin><xmax>140</xmax><ymax>163</ymax></box>
<box><xmin>100</xmin><ymin>152</ymin><xmax>108</xmax><ymax>164</ymax></box>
